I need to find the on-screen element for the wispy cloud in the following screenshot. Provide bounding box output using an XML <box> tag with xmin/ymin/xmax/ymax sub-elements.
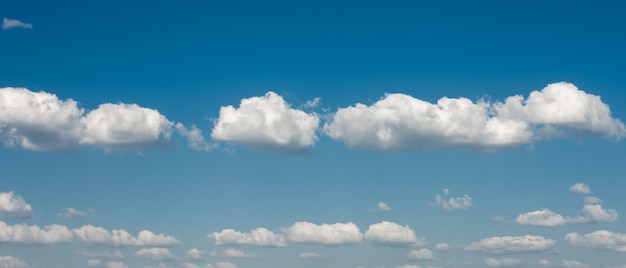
<box><xmin>2</xmin><ymin>17</ymin><xmax>32</xmax><ymax>30</ymax></box>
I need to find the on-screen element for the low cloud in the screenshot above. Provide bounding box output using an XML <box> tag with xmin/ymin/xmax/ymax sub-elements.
<box><xmin>569</xmin><ymin>183</ymin><xmax>591</xmax><ymax>194</ymax></box>
<box><xmin>376</xmin><ymin>202</ymin><xmax>391</xmax><ymax>211</ymax></box>
<box><xmin>72</xmin><ymin>225</ymin><xmax>178</xmax><ymax>247</ymax></box>
<box><xmin>208</xmin><ymin>227</ymin><xmax>286</xmax><ymax>247</ymax></box>
<box><xmin>565</xmin><ymin>230</ymin><xmax>626</xmax><ymax>252</ymax></box>
<box><xmin>407</xmin><ymin>248</ymin><xmax>435</xmax><ymax>261</ymax></box>
<box><xmin>299</xmin><ymin>252</ymin><xmax>327</xmax><ymax>261</ymax></box>
<box><xmin>466</xmin><ymin>235</ymin><xmax>555</xmax><ymax>254</ymax></box>
<box><xmin>364</xmin><ymin>221</ymin><xmax>424</xmax><ymax>246</ymax></box>
<box><xmin>0</xmin><ymin>221</ymin><xmax>73</xmax><ymax>244</ymax></box>
<box><xmin>484</xmin><ymin>258</ymin><xmax>522</xmax><ymax>267</ymax></box>
<box><xmin>0</xmin><ymin>191</ymin><xmax>32</xmax><ymax>219</ymax></box>
<box><xmin>430</xmin><ymin>189</ymin><xmax>473</xmax><ymax>211</ymax></box>
<box><xmin>134</xmin><ymin>247</ymin><xmax>173</xmax><ymax>261</ymax></box>
<box><xmin>210</xmin><ymin>248</ymin><xmax>257</xmax><ymax>259</ymax></box>
<box><xmin>283</xmin><ymin>221</ymin><xmax>362</xmax><ymax>245</ymax></box>
<box><xmin>0</xmin><ymin>255</ymin><xmax>29</xmax><ymax>268</ymax></box>
<box><xmin>211</xmin><ymin>92</ymin><xmax>320</xmax><ymax>153</ymax></box>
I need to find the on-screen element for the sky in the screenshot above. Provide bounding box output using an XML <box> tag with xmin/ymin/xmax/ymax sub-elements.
<box><xmin>2</xmin><ymin>1</ymin><xmax>626</xmax><ymax>268</ymax></box>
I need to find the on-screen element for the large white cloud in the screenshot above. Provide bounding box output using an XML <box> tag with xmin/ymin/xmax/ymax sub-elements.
<box><xmin>515</xmin><ymin>209</ymin><xmax>568</xmax><ymax>227</ymax></box>
<box><xmin>0</xmin><ymin>192</ymin><xmax>32</xmax><ymax>219</ymax></box>
<box><xmin>324</xmin><ymin>82</ymin><xmax>624</xmax><ymax>151</ymax></box>
<box><xmin>0</xmin><ymin>221</ymin><xmax>73</xmax><ymax>244</ymax></box>
<box><xmin>211</xmin><ymin>92</ymin><xmax>320</xmax><ymax>153</ymax></box>
<box><xmin>72</xmin><ymin>225</ymin><xmax>178</xmax><ymax>247</ymax></box>
<box><xmin>407</xmin><ymin>249</ymin><xmax>435</xmax><ymax>261</ymax></box>
<box><xmin>134</xmin><ymin>247</ymin><xmax>173</xmax><ymax>260</ymax></box>
<box><xmin>283</xmin><ymin>221</ymin><xmax>362</xmax><ymax>245</ymax></box>
<box><xmin>364</xmin><ymin>221</ymin><xmax>423</xmax><ymax>246</ymax></box>
<box><xmin>565</xmin><ymin>230</ymin><xmax>626</xmax><ymax>252</ymax></box>
<box><xmin>466</xmin><ymin>235</ymin><xmax>555</xmax><ymax>254</ymax></box>
<box><xmin>0</xmin><ymin>87</ymin><xmax>175</xmax><ymax>151</ymax></box>
<box><xmin>208</xmin><ymin>227</ymin><xmax>286</xmax><ymax>247</ymax></box>
<box><xmin>0</xmin><ymin>255</ymin><xmax>29</xmax><ymax>268</ymax></box>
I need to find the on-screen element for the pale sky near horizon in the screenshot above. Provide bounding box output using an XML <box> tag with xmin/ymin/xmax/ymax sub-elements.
<box><xmin>2</xmin><ymin>1</ymin><xmax>626</xmax><ymax>268</ymax></box>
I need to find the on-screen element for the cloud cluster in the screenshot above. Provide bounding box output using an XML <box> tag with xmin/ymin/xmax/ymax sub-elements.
<box><xmin>2</xmin><ymin>18</ymin><xmax>32</xmax><ymax>30</ymax></box>
<box><xmin>208</xmin><ymin>228</ymin><xmax>286</xmax><ymax>247</ymax></box>
<box><xmin>0</xmin><ymin>221</ymin><xmax>73</xmax><ymax>244</ymax></box>
<box><xmin>465</xmin><ymin>235</ymin><xmax>555</xmax><ymax>254</ymax></box>
<box><xmin>0</xmin><ymin>192</ymin><xmax>32</xmax><ymax>219</ymax></box>
<box><xmin>211</xmin><ymin>92</ymin><xmax>320</xmax><ymax>153</ymax></box>
<box><xmin>324</xmin><ymin>82</ymin><xmax>624</xmax><ymax>151</ymax></box>
<box><xmin>430</xmin><ymin>189</ymin><xmax>473</xmax><ymax>211</ymax></box>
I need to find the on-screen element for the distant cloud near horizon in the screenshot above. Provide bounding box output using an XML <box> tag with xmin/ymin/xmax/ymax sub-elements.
<box><xmin>2</xmin><ymin>17</ymin><xmax>32</xmax><ymax>30</ymax></box>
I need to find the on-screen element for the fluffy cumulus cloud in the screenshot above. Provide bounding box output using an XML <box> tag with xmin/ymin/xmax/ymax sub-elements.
<box><xmin>211</xmin><ymin>248</ymin><xmax>257</xmax><ymax>259</ymax></box>
<box><xmin>466</xmin><ymin>235</ymin><xmax>555</xmax><ymax>254</ymax></box>
<box><xmin>515</xmin><ymin>209</ymin><xmax>568</xmax><ymax>227</ymax></box>
<box><xmin>516</xmin><ymin>196</ymin><xmax>617</xmax><ymax>226</ymax></box>
<box><xmin>408</xmin><ymin>249</ymin><xmax>435</xmax><ymax>261</ymax></box>
<box><xmin>72</xmin><ymin>225</ymin><xmax>178</xmax><ymax>247</ymax></box>
<box><xmin>2</xmin><ymin>18</ymin><xmax>32</xmax><ymax>30</ymax></box>
<box><xmin>565</xmin><ymin>230</ymin><xmax>626</xmax><ymax>252</ymax></box>
<box><xmin>569</xmin><ymin>183</ymin><xmax>591</xmax><ymax>194</ymax></box>
<box><xmin>430</xmin><ymin>189</ymin><xmax>473</xmax><ymax>211</ymax></box>
<box><xmin>135</xmin><ymin>247</ymin><xmax>173</xmax><ymax>261</ymax></box>
<box><xmin>211</xmin><ymin>92</ymin><xmax>320</xmax><ymax>153</ymax></box>
<box><xmin>580</xmin><ymin>202</ymin><xmax>618</xmax><ymax>222</ymax></box>
<box><xmin>0</xmin><ymin>221</ymin><xmax>73</xmax><ymax>244</ymax></box>
<box><xmin>484</xmin><ymin>258</ymin><xmax>523</xmax><ymax>267</ymax></box>
<box><xmin>299</xmin><ymin>252</ymin><xmax>327</xmax><ymax>261</ymax></box>
<box><xmin>208</xmin><ymin>227</ymin><xmax>286</xmax><ymax>247</ymax></box>
<box><xmin>186</xmin><ymin>248</ymin><xmax>207</xmax><ymax>260</ymax></box>
<box><xmin>0</xmin><ymin>87</ymin><xmax>174</xmax><ymax>151</ymax></box>
<box><xmin>0</xmin><ymin>192</ymin><xmax>32</xmax><ymax>219</ymax></box>
<box><xmin>283</xmin><ymin>221</ymin><xmax>362</xmax><ymax>245</ymax></box>
<box><xmin>324</xmin><ymin>82</ymin><xmax>625</xmax><ymax>151</ymax></box>
<box><xmin>376</xmin><ymin>202</ymin><xmax>391</xmax><ymax>211</ymax></box>
<box><xmin>0</xmin><ymin>255</ymin><xmax>28</xmax><ymax>268</ymax></box>
<box><xmin>364</xmin><ymin>221</ymin><xmax>423</xmax><ymax>246</ymax></box>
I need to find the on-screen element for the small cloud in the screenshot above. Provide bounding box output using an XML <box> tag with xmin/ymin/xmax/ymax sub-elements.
<box><xmin>0</xmin><ymin>255</ymin><xmax>29</xmax><ymax>268</ymax></box>
<box><xmin>407</xmin><ymin>248</ymin><xmax>435</xmax><ymax>261</ymax></box>
<box><xmin>364</xmin><ymin>221</ymin><xmax>425</xmax><ymax>246</ymax></box>
<box><xmin>208</xmin><ymin>227</ymin><xmax>286</xmax><ymax>247</ymax></box>
<box><xmin>429</xmin><ymin>189</ymin><xmax>473</xmax><ymax>211</ymax></box>
<box><xmin>87</xmin><ymin>259</ymin><xmax>102</xmax><ymax>266</ymax></box>
<box><xmin>484</xmin><ymin>258</ymin><xmax>522</xmax><ymax>267</ymax></box>
<box><xmin>491</xmin><ymin>216</ymin><xmax>506</xmax><ymax>222</ymax></box>
<box><xmin>175</xmin><ymin>123</ymin><xmax>213</xmax><ymax>151</ymax></box>
<box><xmin>134</xmin><ymin>247</ymin><xmax>173</xmax><ymax>261</ymax></box>
<box><xmin>569</xmin><ymin>183</ymin><xmax>591</xmax><ymax>194</ymax></box>
<box><xmin>186</xmin><ymin>248</ymin><xmax>207</xmax><ymax>260</ymax></box>
<box><xmin>435</xmin><ymin>243</ymin><xmax>449</xmax><ymax>251</ymax></box>
<box><xmin>283</xmin><ymin>221</ymin><xmax>362</xmax><ymax>245</ymax></box>
<box><xmin>210</xmin><ymin>248</ymin><xmax>257</xmax><ymax>259</ymax></box>
<box><xmin>0</xmin><ymin>191</ymin><xmax>33</xmax><ymax>219</ymax></box>
<box><xmin>2</xmin><ymin>17</ymin><xmax>32</xmax><ymax>30</ymax></box>
<box><xmin>299</xmin><ymin>252</ymin><xmax>327</xmax><ymax>261</ymax></box>
<box><xmin>376</xmin><ymin>202</ymin><xmax>391</xmax><ymax>211</ymax></box>
<box><xmin>58</xmin><ymin>207</ymin><xmax>88</xmax><ymax>219</ymax></box>
<box><xmin>303</xmin><ymin>97</ymin><xmax>321</xmax><ymax>109</ymax></box>
<box><xmin>466</xmin><ymin>235</ymin><xmax>555</xmax><ymax>254</ymax></box>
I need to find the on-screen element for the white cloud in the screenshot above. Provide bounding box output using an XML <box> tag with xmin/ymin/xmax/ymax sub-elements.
<box><xmin>182</xmin><ymin>264</ymin><xmax>214</xmax><ymax>268</ymax></box>
<box><xmin>106</xmin><ymin>261</ymin><xmax>128</xmax><ymax>268</ymax></box>
<box><xmin>0</xmin><ymin>256</ymin><xmax>28</xmax><ymax>268</ymax></box>
<box><xmin>186</xmin><ymin>248</ymin><xmax>206</xmax><ymax>260</ymax></box>
<box><xmin>364</xmin><ymin>221</ymin><xmax>423</xmax><ymax>246</ymax></box>
<box><xmin>2</xmin><ymin>18</ymin><xmax>32</xmax><ymax>30</ymax></box>
<box><xmin>515</xmin><ymin>209</ymin><xmax>568</xmax><ymax>226</ymax></box>
<box><xmin>0</xmin><ymin>221</ymin><xmax>73</xmax><ymax>244</ymax></box>
<box><xmin>583</xmin><ymin>196</ymin><xmax>602</xmax><ymax>204</ymax></box>
<box><xmin>580</xmin><ymin>203</ymin><xmax>618</xmax><ymax>223</ymax></box>
<box><xmin>299</xmin><ymin>252</ymin><xmax>327</xmax><ymax>261</ymax></box>
<box><xmin>304</xmin><ymin>97</ymin><xmax>321</xmax><ymax>109</ymax></box>
<box><xmin>208</xmin><ymin>227</ymin><xmax>286</xmax><ymax>247</ymax></box>
<box><xmin>375</xmin><ymin>202</ymin><xmax>391</xmax><ymax>211</ymax></box>
<box><xmin>0</xmin><ymin>192</ymin><xmax>32</xmax><ymax>219</ymax></box>
<box><xmin>75</xmin><ymin>250</ymin><xmax>123</xmax><ymax>258</ymax></box>
<box><xmin>57</xmin><ymin>207</ymin><xmax>87</xmax><ymax>219</ymax></box>
<box><xmin>211</xmin><ymin>248</ymin><xmax>257</xmax><ymax>258</ymax></box>
<box><xmin>483</xmin><ymin>258</ymin><xmax>522</xmax><ymax>267</ymax></box>
<box><xmin>569</xmin><ymin>183</ymin><xmax>591</xmax><ymax>194</ymax></box>
<box><xmin>80</xmin><ymin>103</ymin><xmax>172</xmax><ymax>149</ymax></box>
<box><xmin>565</xmin><ymin>230</ymin><xmax>626</xmax><ymax>252</ymax></box>
<box><xmin>562</xmin><ymin>260</ymin><xmax>590</xmax><ymax>268</ymax></box>
<box><xmin>408</xmin><ymin>249</ymin><xmax>434</xmax><ymax>261</ymax></box>
<box><xmin>72</xmin><ymin>225</ymin><xmax>178</xmax><ymax>247</ymax></box>
<box><xmin>211</xmin><ymin>92</ymin><xmax>320</xmax><ymax>153</ymax></box>
<box><xmin>135</xmin><ymin>247</ymin><xmax>172</xmax><ymax>261</ymax></box>
<box><xmin>324</xmin><ymin>82</ymin><xmax>625</xmax><ymax>151</ymax></box>
<box><xmin>283</xmin><ymin>221</ymin><xmax>362</xmax><ymax>245</ymax></box>
<box><xmin>87</xmin><ymin>259</ymin><xmax>101</xmax><ymax>266</ymax></box>
<box><xmin>175</xmin><ymin>123</ymin><xmax>213</xmax><ymax>151</ymax></box>
<box><xmin>215</xmin><ymin>262</ymin><xmax>237</xmax><ymax>268</ymax></box>
<box><xmin>435</xmin><ymin>243</ymin><xmax>449</xmax><ymax>251</ymax></box>
<box><xmin>430</xmin><ymin>189</ymin><xmax>473</xmax><ymax>211</ymax></box>
<box><xmin>395</xmin><ymin>265</ymin><xmax>421</xmax><ymax>268</ymax></box>
<box><xmin>466</xmin><ymin>235</ymin><xmax>555</xmax><ymax>254</ymax></box>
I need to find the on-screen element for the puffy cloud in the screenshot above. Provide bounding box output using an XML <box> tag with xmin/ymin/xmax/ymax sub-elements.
<box><xmin>0</xmin><ymin>221</ymin><xmax>73</xmax><ymax>244</ymax></box>
<box><xmin>407</xmin><ymin>249</ymin><xmax>434</xmax><ymax>261</ymax></box>
<box><xmin>211</xmin><ymin>248</ymin><xmax>257</xmax><ymax>258</ymax></box>
<box><xmin>211</xmin><ymin>92</ymin><xmax>320</xmax><ymax>153</ymax></box>
<box><xmin>72</xmin><ymin>225</ymin><xmax>178</xmax><ymax>247</ymax></box>
<box><xmin>324</xmin><ymin>82</ymin><xmax>624</xmax><ymax>151</ymax></box>
<box><xmin>2</xmin><ymin>18</ymin><xmax>32</xmax><ymax>30</ymax></box>
<box><xmin>580</xmin><ymin>203</ymin><xmax>618</xmax><ymax>223</ymax></box>
<box><xmin>0</xmin><ymin>256</ymin><xmax>28</xmax><ymax>268</ymax></box>
<box><xmin>80</xmin><ymin>103</ymin><xmax>172</xmax><ymax>149</ymax></box>
<box><xmin>435</xmin><ymin>243</ymin><xmax>449</xmax><ymax>251</ymax></box>
<box><xmin>186</xmin><ymin>248</ymin><xmax>207</xmax><ymax>260</ymax></box>
<box><xmin>515</xmin><ymin>209</ymin><xmax>568</xmax><ymax>227</ymax></box>
<box><xmin>569</xmin><ymin>183</ymin><xmax>591</xmax><ymax>194</ymax></box>
<box><xmin>135</xmin><ymin>247</ymin><xmax>172</xmax><ymax>261</ymax></box>
<box><xmin>376</xmin><ymin>202</ymin><xmax>391</xmax><ymax>211</ymax></box>
<box><xmin>299</xmin><ymin>252</ymin><xmax>327</xmax><ymax>261</ymax></box>
<box><xmin>87</xmin><ymin>259</ymin><xmax>101</xmax><ymax>266</ymax></box>
<box><xmin>283</xmin><ymin>221</ymin><xmax>362</xmax><ymax>245</ymax></box>
<box><xmin>106</xmin><ymin>262</ymin><xmax>128</xmax><ymax>268</ymax></box>
<box><xmin>175</xmin><ymin>123</ymin><xmax>213</xmax><ymax>151</ymax></box>
<box><xmin>483</xmin><ymin>258</ymin><xmax>522</xmax><ymax>267</ymax></box>
<box><xmin>57</xmin><ymin>207</ymin><xmax>87</xmax><ymax>219</ymax></box>
<box><xmin>466</xmin><ymin>235</ymin><xmax>555</xmax><ymax>254</ymax></box>
<box><xmin>364</xmin><ymin>221</ymin><xmax>423</xmax><ymax>246</ymax></box>
<box><xmin>0</xmin><ymin>87</ymin><xmax>175</xmax><ymax>151</ymax></box>
<box><xmin>215</xmin><ymin>262</ymin><xmax>237</xmax><ymax>268</ymax></box>
<box><xmin>208</xmin><ymin>227</ymin><xmax>286</xmax><ymax>247</ymax></box>
<box><xmin>430</xmin><ymin>189</ymin><xmax>473</xmax><ymax>211</ymax></box>
<box><xmin>565</xmin><ymin>230</ymin><xmax>626</xmax><ymax>252</ymax></box>
<box><xmin>0</xmin><ymin>192</ymin><xmax>32</xmax><ymax>219</ymax></box>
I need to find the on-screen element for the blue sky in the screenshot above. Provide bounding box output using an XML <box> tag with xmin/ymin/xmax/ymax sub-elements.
<box><xmin>2</xmin><ymin>1</ymin><xmax>626</xmax><ymax>268</ymax></box>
